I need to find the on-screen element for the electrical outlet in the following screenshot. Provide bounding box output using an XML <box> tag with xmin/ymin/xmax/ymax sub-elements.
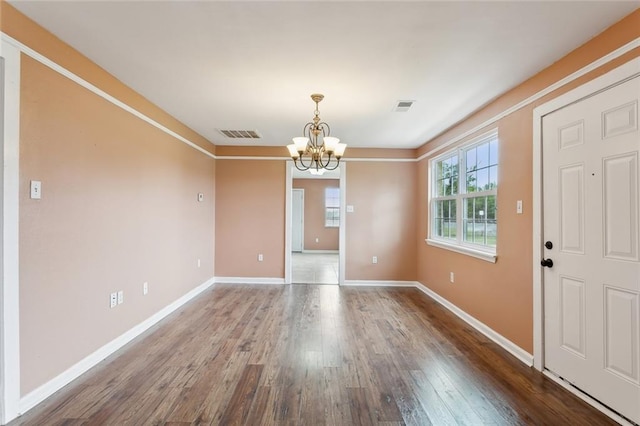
<box><xmin>197</xmin><ymin>193</ymin><xmax>204</xmax><ymax>202</ymax></box>
<box><xmin>143</xmin><ymin>282</ymin><xmax>148</xmax><ymax>295</ymax></box>
<box><xmin>110</xmin><ymin>292</ymin><xmax>117</xmax><ymax>308</ymax></box>
<box><xmin>516</xmin><ymin>200</ymin><xmax>523</xmax><ymax>214</ymax></box>
<box><xmin>117</xmin><ymin>290</ymin><xmax>124</xmax><ymax>305</ymax></box>
<box><xmin>258</xmin><ymin>253</ymin><xmax>264</xmax><ymax>262</ymax></box>
<box><xmin>372</xmin><ymin>256</ymin><xmax>378</xmax><ymax>264</ymax></box>
<box><xmin>315</xmin><ymin>238</ymin><xmax>319</xmax><ymax>243</ymax></box>
<box><xmin>197</xmin><ymin>258</ymin><xmax>201</xmax><ymax>268</ymax></box>
<box><xmin>450</xmin><ymin>272</ymin><xmax>455</xmax><ymax>283</ymax></box>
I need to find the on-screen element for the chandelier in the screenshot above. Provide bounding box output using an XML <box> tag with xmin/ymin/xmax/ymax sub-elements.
<box><xmin>287</xmin><ymin>94</ymin><xmax>347</xmax><ymax>172</ymax></box>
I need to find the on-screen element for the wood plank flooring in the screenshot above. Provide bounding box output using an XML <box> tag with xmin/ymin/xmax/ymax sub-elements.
<box><xmin>11</xmin><ymin>285</ymin><xmax>618</xmax><ymax>425</ymax></box>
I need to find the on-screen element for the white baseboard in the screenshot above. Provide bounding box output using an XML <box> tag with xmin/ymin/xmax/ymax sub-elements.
<box><xmin>414</xmin><ymin>282</ymin><xmax>534</xmax><ymax>367</ymax></box>
<box><xmin>343</xmin><ymin>280</ymin><xmax>420</xmax><ymax>287</ymax></box>
<box><xmin>300</xmin><ymin>250</ymin><xmax>339</xmax><ymax>254</ymax></box>
<box><xmin>543</xmin><ymin>371</ymin><xmax>633</xmax><ymax>426</ymax></box>
<box><xmin>18</xmin><ymin>277</ymin><xmax>215</xmax><ymax>415</ymax></box>
<box><xmin>214</xmin><ymin>277</ymin><xmax>285</xmax><ymax>285</ymax></box>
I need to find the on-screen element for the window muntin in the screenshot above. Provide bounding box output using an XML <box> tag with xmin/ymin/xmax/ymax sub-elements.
<box><xmin>325</xmin><ymin>187</ymin><xmax>340</xmax><ymax>227</ymax></box>
<box><xmin>430</xmin><ymin>132</ymin><xmax>498</xmax><ymax>253</ymax></box>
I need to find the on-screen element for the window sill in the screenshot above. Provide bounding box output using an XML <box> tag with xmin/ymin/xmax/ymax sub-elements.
<box><xmin>425</xmin><ymin>238</ymin><xmax>497</xmax><ymax>263</ymax></box>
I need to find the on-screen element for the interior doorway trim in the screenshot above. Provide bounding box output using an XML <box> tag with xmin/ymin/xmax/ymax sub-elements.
<box><xmin>532</xmin><ymin>56</ymin><xmax>640</xmax><ymax>372</ymax></box>
<box><xmin>285</xmin><ymin>161</ymin><xmax>346</xmax><ymax>284</ymax></box>
<box><xmin>1</xmin><ymin>38</ymin><xmax>22</xmax><ymax>424</ymax></box>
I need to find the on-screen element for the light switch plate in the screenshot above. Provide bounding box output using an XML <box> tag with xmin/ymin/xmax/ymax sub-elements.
<box><xmin>30</xmin><ymin>181</ymin><xmax>42</xmax><ymax>199</ymax></box>
<box><xmin>198</xmin><ymin>193</ymin><xmax>204</xmax><ymax>202</ymax></box>
<box><xmin>347</xmin><ymin>205</ymin><xmax>354</xmax><ymax>213</ymax></box>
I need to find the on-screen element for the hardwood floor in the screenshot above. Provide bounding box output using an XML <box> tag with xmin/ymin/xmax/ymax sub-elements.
<box><xmin>12</xmin><ymin>285</ymin><xmax>618</xmax><ymax>425</ymax></box>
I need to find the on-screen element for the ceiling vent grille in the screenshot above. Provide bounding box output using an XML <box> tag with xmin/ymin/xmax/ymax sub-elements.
<box><xmin>394</xmin><ymin>100</ymin><xmax>415</xmax><ymax>112</ymax></box>
<box><xmin>218</xmin><ymin>129</ymin><xmax>261</xmax><ymax>139</ymax></box>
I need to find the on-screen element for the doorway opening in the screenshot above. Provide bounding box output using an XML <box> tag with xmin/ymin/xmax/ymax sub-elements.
<box><xmin>285</xmin><ymin>162</ymin><xmax>346</xmax><ymax>285</ymax></box>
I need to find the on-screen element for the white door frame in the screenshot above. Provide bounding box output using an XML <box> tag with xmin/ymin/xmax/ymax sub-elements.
<box><xmin>532</xmin><ymin>56</ymin><xmax>640</xmax><ymax>372</ymax></box>
<box><xmin>1</xmin><ymin>36</ymin><xmax>22</xmax><ymax>424</ymax></box>
<box><xmin>291</xmin><ymin>188</ymin><xmax>304</xmax><ymax>252</ymax></box>
<box><xmin>285</xmin><ymin>161</ymin><xmax>346</xmax><ymax>285</ymax></box>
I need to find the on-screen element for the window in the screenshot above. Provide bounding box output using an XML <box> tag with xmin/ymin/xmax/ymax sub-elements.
<box><xmin>428</xmin><ymin>131</ymin><xmax>498</xmax><ymax>262</ymax></box>
<box><xmin>325</xmin><ymin>187</ymin><xmax>340</xmax><ymax>227</ymax></box>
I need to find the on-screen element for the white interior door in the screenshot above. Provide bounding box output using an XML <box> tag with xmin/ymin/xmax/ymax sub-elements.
<box><xmin>292</xmin><ymin>189</ymin><xmax>304</xmax><ymax>252</ymax></box>
<box><xmin>542</xmin><ymin>75</ymin><xmax>640</xmax><ymax>423</ymax></box>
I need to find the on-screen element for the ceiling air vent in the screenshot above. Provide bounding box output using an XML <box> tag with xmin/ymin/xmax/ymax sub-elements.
<box><xmin>218</xmin><ymin>129</ymin><xmax>261</xmax><ymax>139</ymax></box>
<box><xmin>394</xmin><ymin>100</ymin><xmax>415</xmax><ymax>112</ymax></box>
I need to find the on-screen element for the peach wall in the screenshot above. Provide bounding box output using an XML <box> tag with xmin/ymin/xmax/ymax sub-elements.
<box><xmin>215</xmin><ymin>160</ymin><xmax>285</xmax><ymax>278</ymax></box>
<box><xmin>19</xmin><ymin>56</ymin><xmax>215</xmax><ymax>394</ymax></box>
<box><xmin>292</xmin><ymin>179</ymin><xmax>339</xmax><ymax>251</ymax></box>
<box><xmin>416</xmin><ymin>9</ymin><xmax>640</xmax><ymax>353</ymax></box>
<box><xmin>346</xmin><ymin>162</ymin><xmax>417</xmax><ymax>281</ymax></box>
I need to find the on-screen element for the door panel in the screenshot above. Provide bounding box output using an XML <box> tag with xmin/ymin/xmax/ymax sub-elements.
<box><xmin>543</xmin><ymin>75</ymin><xmax>640</xmax><ymax>423</ymax></box>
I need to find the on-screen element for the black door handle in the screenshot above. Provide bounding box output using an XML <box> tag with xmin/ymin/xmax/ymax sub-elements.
<box><xmin>541</xmin><ymin>258</ymin><xmax>553</xmax><ymax>268</ymax></box>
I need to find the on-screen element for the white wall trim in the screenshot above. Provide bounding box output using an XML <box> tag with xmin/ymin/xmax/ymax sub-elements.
<box><xmin>301</xmin><ymin>250</ymin><xmax>339</xmax><ymax>254</ymax></box>
<box><xmin>532</xmin><ymin>57</ymin><xmax>640</xmax><ymax>372</ymax></box>
<box><xmin>214</xmin><ymin>277</ymin><xmax>286</xmax><ymax>285</ymax></box>
<box><xmin>338</xmin><ymin>163</ymin><xmax>346</xmax><ymax>285</ymax></box>
<box><xmin>415</xmin><ymin>282</ymin><xmax>534</xmax><ymax>367</ymax></box>
<box><xmin>18</xmin><ymin>277</ymin><xmax>215</xmax><ymax>416</ymax></box>
<box><xmin>343</xmin><ymin>280</ymin><xmax>420</xmax><ymax>287</ymax></box>
<box><xmin>543</xmin><ymin>371</ymin><xmax>634</xmax><ymax>426</ymax></box>
<box><xmin>284</xmin><ymin>162</ymin><xmax>293</xmax><ymax>284</ymax></box>
<box><xmin>0</xmin><ymin>39</ymin><xmax>21</xmax><ymax>425</ymax></box>
<box><xmin>417</xmin><ymin>36</ymin><xmax>640</xmax><ymax>162</ymax></box>
<box><xmin>0</xmin><ymin>33</ymin><xmax>216</xmax><ymax>161</ymax></box>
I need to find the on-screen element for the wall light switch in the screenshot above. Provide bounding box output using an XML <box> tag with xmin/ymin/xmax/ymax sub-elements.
<box><xmin>30</xmin><ymin>181</ymin><xmax>42</xmax><ymax>199</ymax></box>
<box><xmin>110</xmin><ymin>292</ymin><xmax>117</xmax><ymax>308</ymax></box>
<box><xmin>117</xmin><ymin>290</ymin><xmax>124</xmax><ymax>305</ymax></box>
<box><xmin>372</xmin><ymin>256</ymin><xmax>378</xmax><ymax>264</ymax></box>
<box><xmin>198</xmin><ymin>193</ymin><xmax>204</xmax><ymax>202</ymax></box>
<box><xmin>347</xmin><ymin>205</ymin><xmax>354</xmax><ymax>213</ymax></box>
<box><xmin>143</xmin><ymin>282</ymin><xmax>148</xmax><ymax>295</ymax></box>
<box><xmin>258</xmin><ymin>253</ymin><xmax>264</xmax><ymax>262</ymax></box>
<box><xmin>516</xmin><ymin>200</ymin><xmax>523</xmax><ymax>214</ymax></box>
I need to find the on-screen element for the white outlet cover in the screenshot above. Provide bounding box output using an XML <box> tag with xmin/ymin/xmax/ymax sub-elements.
<box><xmin>347</xmin><ymin>205</ymin><xmax>354</xmax><ymax>213</ymax></box>
<box><xmin>143</xmin><ymin>282</ymin><xmax>148</xmax><ymax>295</ymax></box>
<box><xmin>110</xmin><ymin>293</ymin><xmax>117</xmax><ymax>308</ymax></box>
<box><xmin>117</xmin><ymin>290</ymin><xmax>124</xmax><ymax>304</ymax></box>
<box><xmin>198</xmin><ymin>193</ymin><xmax>204</xmax><ymax>202</ymax></box>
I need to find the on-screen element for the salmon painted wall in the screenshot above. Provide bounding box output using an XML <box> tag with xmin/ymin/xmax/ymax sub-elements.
<box><xmin>292</xmin><ymin>179</ymin><xmax>339</xmax><ymax>251</ymax></box>
<box><xmin>416</xmin><ymin>10</ymin><xmax>640</xmax><ymax>353</ymax></box>
<box><xmin>7</xmin><ymin>5</ymin><xmax>216</xmax><ymax>395</ymax></box>
<box><xmin>346</xmin><ymin>162</ymin><xmax>417</xmax><ymax>281</ymax></box>
<box><xmin>215</xmin><ymin>160</ymin><xmax>286</xmax><ymax>278</ymax></box>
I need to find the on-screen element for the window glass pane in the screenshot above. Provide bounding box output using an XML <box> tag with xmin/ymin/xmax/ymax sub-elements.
<box><xmin>476</xmin><ymin>142</ymin><xmax>489</xmax><ymax>169</ymax></box>
<box><xmin>489</xmin><ymin>165</ymin><xmax>498</xmax><ymax>189</ymax></box>
<box><xmin>476</xmin><ymin>168</ymin><xmax>489</xmax><ymax>192</ymax></box>
<box><xmin>463</xmin><ymin>195</ymin><xmax>496</xmax><ymax>248</ymax></box>
<box><xmin>489</xmin><ymin>139</ymin><xmax>498</xmax><ymax>166</ymax></box>
<box><xmin>466</xmin><ymin>148</ymin><xmax>476</xmax><ymax>173</ymax></box>
<box><xmin>433</xmin><ymin>199</ymin><xmax>456</xmax><ymax>240</ymax></box>
<box><xmin>466</xmin><ymin>170</ymin><xmax>477</xmax><ymax>193</ymax></box>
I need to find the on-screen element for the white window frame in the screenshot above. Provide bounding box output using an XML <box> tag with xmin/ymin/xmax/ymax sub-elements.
<box><xmin>426</xmin><ymin>130</ymin><xmax>498</xmax><ymax>263</ymax></box>
<box><xmin>325</xmin><ymin>187</ymin><xmax>340</xmax><ymax>228</ymax></box>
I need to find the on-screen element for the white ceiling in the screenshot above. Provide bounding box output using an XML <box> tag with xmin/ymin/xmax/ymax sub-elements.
<box><xmin>9</xmin><ymin>1</ymin><xmax>639</xmax><ymax>149</ymax></box>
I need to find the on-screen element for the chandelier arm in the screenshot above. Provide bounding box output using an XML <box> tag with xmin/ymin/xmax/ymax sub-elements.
<box><xmin>293</xmin><ymin>158</ymin><xmax>310</xmax><ymax>171</ymax></box>
<box><xmin>297</xmin><ymin>154</ymin><xmax>314</xmax><ymax>169</ymax></box>
<box><xmin>324</xmin><ymin>157</ymin><xmax>341</xmax><ymax>171</ymax></box>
